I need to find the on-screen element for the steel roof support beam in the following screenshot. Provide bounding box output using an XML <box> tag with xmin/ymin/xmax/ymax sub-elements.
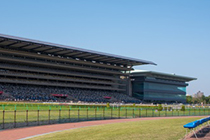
<box><xmin>45</xmin><ymin>49</ymin><xmax>64</xmax><ymax>54</ymax></box>
<box><xmin>40</xmin><ymin>47</ymin><xmax>57</xmax><ymax>53</ymax></box>
<box><xmin>33</xmin><ymin>46</ymin><xmax>53</xmax><ymax>51</ymax></box>
<box><xmin>97</xmin><ymin>57</ymin><xmax>116</xmax><ymax>61</ymax></box>
<box><xmin>91</xmin><ymin>56</ymin><xmax>108</xmax><ymax>60</ymax></box>
<box><xmin>55</xmin><ymin>49</ymin><xmax>71</xmax><ymax>54</ymax></box>
<box><xmin>57</xmin><ymin>50</ymin><xmax>74</xmax><ymax>55</ymax></box>
<box><xmin>49</xmin><ymin>49</ymin><xmax>67</xmax><ymax>54</ymax></box>
<box><xmin>6</xmin><ymin>41</ymin><xmax>19</xmax><ymax>47</ymax></box>
<box><xmin>73</xmin><ymin>53</ymin><xmax>91</xmax><ymax>58</ymax></box>
<box><xmin>23</xmin><ymin>45</ymin><xmax>43</xmax><ymax>50</ymax></box>
<box><xmin>0</xmin><ymin>39</ymin><xmax>7</xmax><ymax>43</ymax></box>
<box><xmin>18</xmin><ymin>44</ymin><xmax>33</xmax><ymax>49</ymax></box>
<box><xmin>108</xmin><ymin>59</ymin><xmax>124</xmax><ymax>63</ymax></box>
<box><xmin>30</xmin><ymin>46</ymin><xmax>47</xmax><ymax>51</ymax></box>
<box><xmin>66</xmin><ymin>51</ymin><xmax>83</xmax><ymax>56</ymax></box>
<box><xmin>84</xmin><ymin>55</ymin><xmax>101</xmax><ymax>59</ymax></box>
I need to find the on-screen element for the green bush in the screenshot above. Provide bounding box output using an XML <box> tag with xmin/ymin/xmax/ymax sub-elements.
<box><xmin>168</xmin><ymin>107</ymin><xmax>172</xmax><ymax>111</ymax></box>
<box><xmin>158</xmin><ymin>104</ymin><xmax>163</xmax><ymax>111</ymax></box>
<box><xmin>106</xmin><ymin>102</ymin><xmax>110</xmax><ymax>108</ymax></box>
<box><xmin>181</xmin><ymin>105</ymin><xmax>185</xmax><ymax>111</ymax></box>
<box><xmin>121</xmin><ymin>105</ymin><xmax>158</xmax><ymax>109</ymax></box>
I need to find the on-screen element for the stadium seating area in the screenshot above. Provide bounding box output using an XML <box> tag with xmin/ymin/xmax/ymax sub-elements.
<box><xmin>0</xmin><ymin>63</ymin><xmax>119</xmax><ymax>82</ymax></box>
<box><xmin>0</xmin><ymin>84</ymin><xmax>141</xmax><ymax>103</ymax></box>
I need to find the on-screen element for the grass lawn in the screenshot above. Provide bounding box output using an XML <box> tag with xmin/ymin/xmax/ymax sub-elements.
<box><xmin>28</xmin><ymin>117</ymin><xmax>202</xmax><ymax>140</ymax></box>
<box><xmin>0</xmin><ymin>103</ymin><xmax>209</xmax><ymax>123</ymax></box>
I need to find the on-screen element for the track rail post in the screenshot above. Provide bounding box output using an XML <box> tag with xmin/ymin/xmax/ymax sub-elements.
<box><xmin>59</xmin><ymin>108</ymin><xmax>61</xmax><ymax>123</ymax></box>
<box><xmin>172</xmin><ymin>109</ymin><xmax>173</xmax><ymax>116</ymax></box>
<box><xmin>146</xmin><ymin>109</ymin><xmax>147</xmax><ymax>117</ymax></box>
<box><xmin>2</xmin><ymin>110</ymin><xmax>5</xmax><ymax>129</ymax></box>
<box><xmin>69</xmin><ymin>108</ymin><xmax>71</xmax><ymax>122</ymax></box>
<box><xmin>14</xmin><ymin>110</ymin><xmax>16</xmax><ymax>128</ymax></box>
<box><xmin>95</xmin><ymin>108</ymin><xmax>97</xmax><ymax>120</ymax></box>
<box><xmin>111</xmin><ymin>108</ymin><xmax>113</xmax><ymax>119</ymax></box>
<box><xmin>37</xmin><ymin>110</ymin><xmax>39</xmax><ymax>125</ymax></box>
<box><xmin>103</xmin><ymin>108</ymin><xmax>105</xmax><ymax>119</ymax></box>
<box><xmin>118</xmin><ymin>107</ymin><xmax>120</xmax><ymax>119</ymax></box>
<box><xmin>26</xmin><ymin>110</ymin><xmax>28</xmax><ymax>126</ymax></box>
<box><xmin>87</xmin><ymin>108</ymin><xmax>88</xmax><ymax>120</ymax></box>
<box><xmin>132</xmin><ymin>108</ymin><xmax>134</xmax><ymax>118</ymax></box>
<box><xmin>78</xmin><ymin>109</ymin><xmax>80</xmax><ymax>121</ymax></box>
<box><xmin>199</xmin><ymin>109</ymin><xmax>200</xmax><ymax>116</ymax></box>
<box><xmin>48</xmin><ymin>109</ymin><xmax>50</xmax><ymax>124</ymax></box>
<box><xmin>165</xmin><ymin>110</ymin><xmax>166</xmax><ymax>117</ymax></box>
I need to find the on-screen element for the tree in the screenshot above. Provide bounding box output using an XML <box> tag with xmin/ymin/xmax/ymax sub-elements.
<box><xmin>187</xmin><ymin>94</ymin><xmax>209</xmax><ymax>104</ymax></box>
<box><xmin>205</xmin><ymin>96</ymin><xmax>210</xmax><ymax>104</ymax></box>
<box><xmin>186</xmin><ymin>96</ymin><xmax>192</xmax><ymax>104</ymax></box>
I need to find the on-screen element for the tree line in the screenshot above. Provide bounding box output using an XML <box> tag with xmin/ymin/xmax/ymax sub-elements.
<box><xmin>186</xmin><ymin>95</ymin><xmax>210</xmax><ymax>104</ymax></box>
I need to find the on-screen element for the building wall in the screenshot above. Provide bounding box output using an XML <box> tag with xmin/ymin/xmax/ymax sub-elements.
<box><xmin>131</xmin><ymin>76</ymin><xmax>187</xmax><ymax>103</ymax></box>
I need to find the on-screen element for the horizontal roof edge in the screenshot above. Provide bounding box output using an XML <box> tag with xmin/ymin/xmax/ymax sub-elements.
<box><xmin>130</xmin><ymin>70</ymin><xmax>197</xmax><ymax>82</ymax></box>
<box><xmin>0</xmin><ymin>33</ymin><xmax>156</xmax><ymax>66</ymax></box>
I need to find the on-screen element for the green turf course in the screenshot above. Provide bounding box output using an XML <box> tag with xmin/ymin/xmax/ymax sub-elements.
<box><xmin>28</xmin><ymin>117</ymin><xmax>202</xmax><ymax>140</ymax></box>
<box><xmin>0</xmin><ymin>103</ymin><xmax>209</xmax><ymax>124</ymax></box>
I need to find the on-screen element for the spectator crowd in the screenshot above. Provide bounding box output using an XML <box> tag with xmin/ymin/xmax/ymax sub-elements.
<box><xmin>0</xmin><ymin>84</ymin><xmax>141</xmax><ymax>103</ymax></box>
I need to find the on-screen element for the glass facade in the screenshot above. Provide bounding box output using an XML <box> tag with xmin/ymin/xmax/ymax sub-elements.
<box><xmin>144</xmin><ymin>92</ymin><xmax>186</xmax><ymax>101</ymax></box>
<box><xmin>132</xmin><ymin>82</ymin><xmax>144</xmax><ymax>100</ymax></box>
<box><xmin>132</xmin><ymin>79</ymin><xmax>187</xmax><ymax>103</ymax></box>
<box><xmin>144</xmin><ymin>82</ymin><xmax>186</xmax><ymax>93</ymax></box>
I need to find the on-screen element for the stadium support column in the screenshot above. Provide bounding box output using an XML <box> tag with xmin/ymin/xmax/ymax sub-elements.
<box><xmin>127</xmin><ymin>76</ymin><xmax>132</xmax><ymax>96</ymax></box>
<box><xmin>126</xmin><ymin>69</ymin><xmax>132</xmax><ymax>96</ymax></box>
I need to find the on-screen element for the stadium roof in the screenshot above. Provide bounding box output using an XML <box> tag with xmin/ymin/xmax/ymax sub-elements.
<box><xmin>131</xmin><ymin>70</ymin><xmax>197</xmax><ymax>82</ymax></box>
<box><xmin>0</xmin><ymin>33</ymin><xmax>156</xmax><ymax>66</ymax></box>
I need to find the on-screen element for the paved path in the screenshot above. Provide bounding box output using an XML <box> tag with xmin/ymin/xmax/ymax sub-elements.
<box><xmin>0</xmin><ymin>116</ymin><xmax>205</xmax><ymax>140</ymax></box>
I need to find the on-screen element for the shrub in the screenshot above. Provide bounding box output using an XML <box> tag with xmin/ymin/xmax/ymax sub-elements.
<box><xmin>168</xmin><ymin>107</ymin><xmax>172</xmax><ymax>111</ymax></box>
<box><xmin>121</xmin><ymin>105</ymin><xmax>158</xmax><ymax>109</ymax></box>
<box><xmin>158</xmin><ymin>104</ymin><xmax>163</xmax><ymax>111</ymax></box>
<box><xmin>106</xmin><ymin>102</ymin><xmax>110</xmax><ymax>108</ymax></box>
<box><xmin>181</xmin><ymin>105</ymin><xmax>185</xmax><ymax>111</ymax></box>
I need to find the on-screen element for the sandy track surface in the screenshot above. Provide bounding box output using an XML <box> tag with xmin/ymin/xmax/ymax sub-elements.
<box><xmin>0</xmin><ymin>116</ymin><xmax>204</xmax><ymax>140</ymax></box>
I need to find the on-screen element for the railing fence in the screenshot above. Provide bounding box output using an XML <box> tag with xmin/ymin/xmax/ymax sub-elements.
<box><xmin>0</xmin><ymin>108</ymin><xmax>209</xmax><ymax>130</ymax></box>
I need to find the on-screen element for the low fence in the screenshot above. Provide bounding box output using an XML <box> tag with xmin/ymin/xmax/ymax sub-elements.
<box><xmin>1</xmin><ymin>108</ymin><xmax>210</xmax><ymax>130</ymax></box>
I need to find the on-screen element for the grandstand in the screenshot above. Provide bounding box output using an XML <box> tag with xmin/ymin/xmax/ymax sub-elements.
<box><xmin>0</xmin><ymin>34</ymin><xmax>155</xmax><ymax>103</ymax></box>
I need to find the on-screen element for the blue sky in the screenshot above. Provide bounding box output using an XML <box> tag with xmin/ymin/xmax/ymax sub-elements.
<box><xmin>0</xmin><ymin>0</ymin><xmax>209</xmax><ymax>95</ymax></box>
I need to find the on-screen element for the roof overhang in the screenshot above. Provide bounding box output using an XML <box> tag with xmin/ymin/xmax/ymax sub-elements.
<box><xmin>130</xmin><ymin>70</ymin><xmax>197</xmax><ymax>82</ymax></box>
<box><xmin>0</xmin><ymin>33</ymin><xmax>156</xmax><ymax>66</ymax></box>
